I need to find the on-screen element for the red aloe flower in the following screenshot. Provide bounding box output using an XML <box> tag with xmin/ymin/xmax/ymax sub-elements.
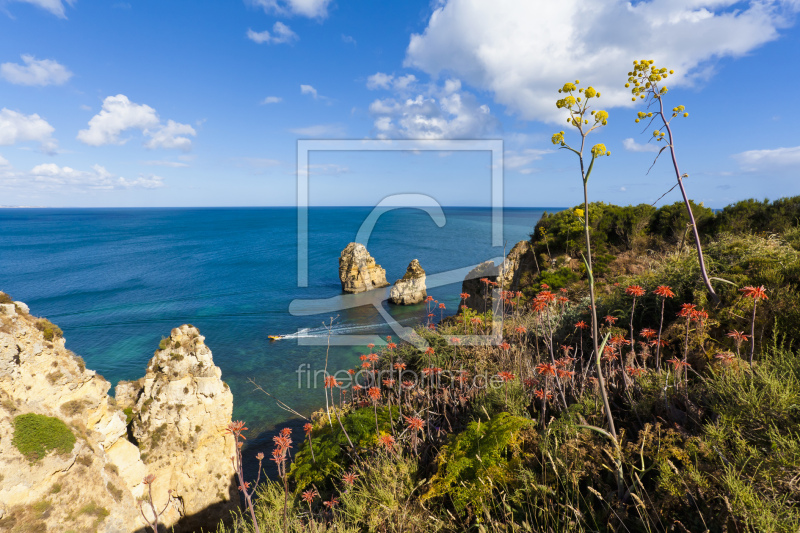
<box><xmin>625</xmin><ymin>285</ymin><xmax>645</xmax><ymax>297</ymax></box>
<box><xmin>653</xmin><ymin>285</ymin><xmax>675</xmax><ymax>298</ymax></box>
<box><xmin>343</xmin><ymin>472</ymin><xmax>358</xmax><ymax>485</ymax></box>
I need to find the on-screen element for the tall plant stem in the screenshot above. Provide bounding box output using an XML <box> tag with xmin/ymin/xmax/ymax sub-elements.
<box><xmin>579</xmin><ymin>139</ymin><xmax>617</xmax><ymax>441</ymax></box>
<box><xmin>749</xmin><ymin>302</ymin><xmax>757</xmax><ymax>369</ymax></box>
<box><xmin>656</xmin><ymin>298</ymin><xmax>666</xmax><ymax>369</ymax></box>
<box><xmin>659</xmin><ymin>96</ymin><xmax>719</xmax><ymax>306</ymax></box>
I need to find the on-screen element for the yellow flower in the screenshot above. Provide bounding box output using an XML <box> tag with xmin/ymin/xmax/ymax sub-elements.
<box><xmin>683</xmin><ymin>112</ymin><xmax>689</xmax><ymax>117</ymax></box>
<box><xmin>551</xmin><ymin>131</ymin><xmax>565</xmax><ymax>145</ymax></box>
<box><xmin>585</xmin><ymin>86</ymin><xmax>597</xmax><ymax>98</ymax></box>
<box><xmin>574</xmin><ymin>208</ymin><xmax>584</xmax><ymax>218</ymax></box>
<box><xmin>562</xmin><ymin>82</ymin><xmax>576</xmax><ymax>92</ymax></box>
<box><xmin>595</xmin><ymin>110</ymin><xmax>609</xmax><ymax>124</ymax></box>
<box><xmin>591</xmin><ymin>143</ymin><xmax>608</xmax><ymax>157</ymax></box>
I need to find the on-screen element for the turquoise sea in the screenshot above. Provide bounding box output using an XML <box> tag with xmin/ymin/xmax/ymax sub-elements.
<box><xmin>0</xmin><ymin>206</ymin><xmax>558</xmax><ymax>465</ymax></box>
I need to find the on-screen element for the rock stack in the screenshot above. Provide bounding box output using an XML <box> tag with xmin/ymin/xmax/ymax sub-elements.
<box><xmin>338</xmin><ymin>242</ymin><xmax>389</xmax><ymax>293</ymax></box>
<box><xmin>122</xmin><ymin>324</ymin><xmax>237</xmax><ymax>531</ymax></box>
<box><xmin>389</xmin><ymin>259</ymin><xmax>427</xmax><ymax>305</ymax></box>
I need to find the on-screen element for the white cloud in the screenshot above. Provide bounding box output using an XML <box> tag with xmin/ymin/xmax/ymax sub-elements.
<box><xmin>342</xmin><ymin>34</ymin><xmax>356</xmax><ymax>45</ymax></box>
<box><xmin>368</xmin><ymin>79</ymin><xmax>498</xmax><ymax>139</ymax></box>
<box><xmin>144</xmin><ymin>120</ymin><xmax>197</xmax><ymax>151</ymax></box>
<box><xmin>405</xmin><ymin>0</ymin><xmax>800</xmax><ymax>123</ymax></box>
<box><xmin>1</xmin><ymin>55</ymin><xmax>73</xmax><ymax>86</ymax></box>
<box><xmin>247</xmin><ymin>0</ymin><xmax>332</xmax><ymax>18</ymax></box>
<box><xmin>301</xmin><ymin>84</ymin><xmax>319</xmax><ymax>98</ymax></box>
<box><xmin>246</xmin><ymin>22</ymin><xmax>298</xmax><ymax>44</ymax></box>
<box><xmin>77</xmin><ymin>95</ymin><xmax>159</xmax><ymax>146</ymax></box>
<box><xmin>622</xmin><ymin>137</ymin><xmax>660</xmax><ymax>153</ymax></box>
<box><xmin>261</xmin><ymin>96</ymin><xmax>282</xmax><ymax>104</ymax></box>
<box><xmin>141</xmin><ymin>160</ymin><xmax>190</xmax><ymax>168</ymax></box>
<box><xmin>77</xmin><ymin>95</ymin><xmax>196</xmax><ymax>151</ymax></box>
<box><xmin>0</xmin><ymin>154</ymin><xmax>9</xmax><ymax>167</ymax></box>
<box><xmin>0</xmin><ymin>108</ymin><xmax>57</xmax><ymax>154</ymax></box>
<box><xmin>505</xmin><ymin>148</ymin><xmax>552</xmax><ymax>170</ymax></box>
<box><xmin>8</xmin><ymin>0</ymin><xmax>74</xmax><ymax>18</ymax></box>
<box><xmin>367</xmin><ymin>72</ymin><xmax>393</xmax><ymax>90</ymax></box>
<box><xmin>289</xmin><ymin>124</ymin><xmax>345</xmax><ymax>136</ymax></box>
<box><xmin>366</xmin><ymin>72</ymin><xmax>417</xmax><ymax>91</ymax></box>
<box><xmin>0</xmin><ymin>161</ymin><xmax>165</xmax><ymax>190</ymax></box>
<box><xmin>732</xmin><ymin>145</ymin><xmax>800</xmax><ymax>172</ymax></box>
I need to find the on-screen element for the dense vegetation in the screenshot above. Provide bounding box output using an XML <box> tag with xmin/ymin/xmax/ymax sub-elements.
<box><xmin>211</xmin><ymin>197</ymin><xmax>800</xmax><ymax>533</ymax></box>
<box><xmin>12</xmin><ymin>413</ymin><xmax>76</xmax><ymax>462</ymax></box>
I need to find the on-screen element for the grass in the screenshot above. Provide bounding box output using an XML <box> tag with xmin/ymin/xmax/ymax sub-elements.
<box><xmin>11</xmin><ymin>413</ymin><xmax>76</xmax><ymax>462</ymax></box>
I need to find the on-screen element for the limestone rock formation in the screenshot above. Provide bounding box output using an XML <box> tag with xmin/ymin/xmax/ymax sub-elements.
<box><xmin>498</xmin><ymin>240</ymin><xmax>535</xmax><ymax>290</ymax></box>
<box><xmin>126</xmin><ymin>324</ymin><xmax>237</xmax><ymax>531</ymax></box>
<box><xmin>390</xmin><ymin>259</ymin><xmax>427</xmax><ymax>305</ymax></box>
<box><xmin>0</xmin><ymin>292</ymin><xmax>236</xmax><ymax>533</ymax></box>
<box><xmin>461</xmin><ymin>241</ymin><xmax>535</xmax><ymax>313</ymax></box>
<box><xmin>0</xmin><ymin>293</ymin><xmax>144</xmax><ymax>532</ymax></box>
<box><xmin>338</xmin><ymin>242</ymin><xmax>389</xmax><ymax>293</ymax></box>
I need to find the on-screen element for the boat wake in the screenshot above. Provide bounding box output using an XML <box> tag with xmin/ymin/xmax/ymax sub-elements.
<box><xmin>278</xmin><ymin>317</ymin><xmax>420</xmax><ymax>339</ymax></box>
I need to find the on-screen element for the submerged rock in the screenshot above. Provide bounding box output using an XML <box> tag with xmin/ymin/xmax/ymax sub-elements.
<box><xmin>339</xmin><ymin>242</ymin><xmax>390</xmax><ymax>293</ymax></box>
<box><xmin>390</xmin><ymin>259</ymin><xmax>427</xmax><ymax>305</ymax></box>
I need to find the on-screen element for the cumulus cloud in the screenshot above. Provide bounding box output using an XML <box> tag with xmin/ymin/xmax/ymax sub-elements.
<box><xmin>8</xmin><ymin>0</ymin><xmax>74</xmax><ymax>18</ymax></box>
<box><xmin>246</xmin><ymin>22</ymin><xmax>298</xmax><ymax>44</ymax></box>
<box><xmin>342</xmin><ymin>34</ymin><xmax>356</xmax><ymax>45</ymax></box>
<box><xmin>144</xmin><ymin>120</ymin><xmax>197</xmax><ymax>151</ymax></box>
<box><xmin>622</xmin><ymin>137</ymin><xmax>660</xmax><ymax>153</ymax></box>
<box><xmin>0</xmin><ymin>108</ymin><xmax>57</xmax><ymax>154</ymax></box>
<box><xmin>366</xmin><ymin>72</ymin><xmax>417</xmax><ymax>91</ymax></box>
<box><xmin>0</xmin><ymin>160</ymin><xmax>165</xmax><ymax>190</ymax></box>
<box><xmin>78</xmin><ymin>95</ymin><xmax>196</xmax><ymax>150</ymax></box>
<box><xmin>1</xmin><ymin>55</ymin><xmax>73</xmax><ymax>86</ymax></box>
<box><xmin>261</xmin><ymin>96</ymin><xmax>282</xmax><ymax>104</ymax></box>
<box><xmin>247</xmin><ymin>0</ymin><xmax>331</xmax><ymax>18</ymax></box>
<box><xmin>405</xmin><ymin>0</ymin><xmax>800</xmax><ymax>123</ymax></box>
<box><xmin>367</xmin><ymin>78</ymin><xmax>497</xmax><ymax>139</ymax></box>
<box><xmin>732</xmin><ymin>145</ymin><xmax>800</xmax><ymax>172</ymax></box>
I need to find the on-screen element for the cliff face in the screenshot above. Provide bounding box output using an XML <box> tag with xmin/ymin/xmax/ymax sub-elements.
<box><xmin>123</xmin><ymin>325</ymin><xmax>237</xmax><ymax>530</ymax></box>
<box><xmin>461</xmin><ymin>241</ymin><xmax>533</xmax><ymax>313</ymax></box>
<box><xmin>0</xmin><ymin>298</ymin><xmax>144</xmax><ymax>532</ymax></box>
<box><xmin>0</xmin><ymin>294</ymin><xmax>235</xmax><ymax>533</ymax></box>
<box><xmin>339</xmin><ymin>243</ymin><xmax>389</xmax><ymax>293</ymax></box>
<box><xmin>389</xmin><ymin>259</ymin><xmax>427</xmax><ymax>305</ymax></box>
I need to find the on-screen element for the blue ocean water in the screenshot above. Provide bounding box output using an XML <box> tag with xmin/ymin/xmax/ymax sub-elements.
<box><xmin>0</xmin><ymin>207</ymin><xmax>557</xmax><ymax>455</ymax></box>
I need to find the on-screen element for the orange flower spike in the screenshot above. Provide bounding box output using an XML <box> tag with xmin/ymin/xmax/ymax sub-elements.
<box><xmin>740</xmin><ymin>285</ymin><xmax>768</xmax><ymax>300</ymax></box>
<box><xmin>653</xmin><ymin>285</ymin><xmax>675</xmax><ymax>298</ymax></box>
<box><xmin>625</xmin><ymin>285</ymin><xmax>645</xmax><ymax>297</ymax></box>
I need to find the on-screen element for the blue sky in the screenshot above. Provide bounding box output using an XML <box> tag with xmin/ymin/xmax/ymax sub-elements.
<box><xmin>0</xmin><ymin>0</ymin><xmax>798</xmax><ymax>208</ymax></box>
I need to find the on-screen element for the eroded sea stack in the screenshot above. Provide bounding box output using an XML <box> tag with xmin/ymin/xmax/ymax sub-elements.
<box><xmin>338</xmin><ymin>242</ymin><xmax>389</xmax><ymax>293</ymax></box>
<box><xmin>389</xmin><ymin>259</ymin><xmax>427</xmax><ymax>305</ymax></box>
<box><xmin>0</xmin><ymin>293</ymin><xmax>235</xmax><ymax>533</ymax></box>
<box><xmin>120</xmin><ymin>324</ymin><xmax>237</xmax><ymax>531</ymax></box>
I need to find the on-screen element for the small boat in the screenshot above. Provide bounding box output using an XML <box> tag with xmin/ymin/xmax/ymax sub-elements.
<box><xmin>268</xmin><ymin>335</ymin><xmax>283</xmax><ymax>341</ymax></box>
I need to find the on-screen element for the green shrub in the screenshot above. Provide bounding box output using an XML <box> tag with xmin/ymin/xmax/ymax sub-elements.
<box><xmin>290</xmin><ymin>406</ymin><xmax>398</xmax><ymax>493</ymax></box>
<box><xmin>34</xmin><ymin>318</ymin><xmax>62</xmax><ymax>341</ymax></box>
<box><xmin>424</xmin><ymin>412</ymin><xmax>532</xmax><ymax>516</ymax></box>
<box><xmin>12</xmin><ymin>413</ymin><xmax>76</xmax><ymax>461</ymax></box>
<box><xmin>158</xmin><ymin>338</ymin><xmax>168</xmax><ymax>350</ymax></box>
